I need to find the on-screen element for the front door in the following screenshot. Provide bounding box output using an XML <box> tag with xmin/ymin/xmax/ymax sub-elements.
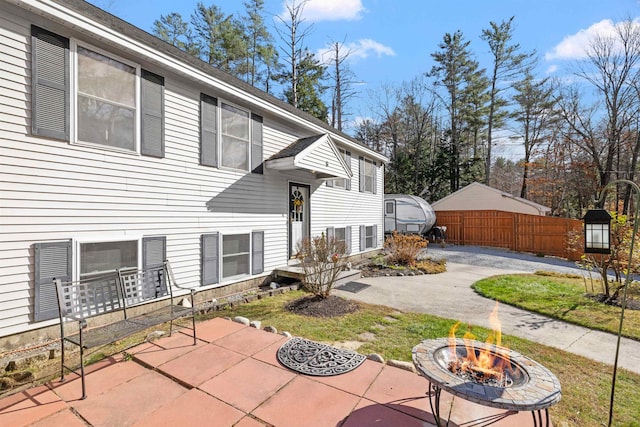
<box><xmin>289</xmin><ymin>183</ymin><xmax>310</xmax><ymax>259</ymax></box>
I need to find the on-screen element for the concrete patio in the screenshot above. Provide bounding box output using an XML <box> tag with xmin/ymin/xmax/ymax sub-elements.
<box><xmin>0</xmin><ymin>317</ymin><xmax>548</xmax><ymax>427</ymax></box>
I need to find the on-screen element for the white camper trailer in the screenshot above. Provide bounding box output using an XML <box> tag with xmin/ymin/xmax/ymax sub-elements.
<box><xmin>384</xmin><ymin>194</ymin><xmax>437</xmax><ymax>236</ymax></box>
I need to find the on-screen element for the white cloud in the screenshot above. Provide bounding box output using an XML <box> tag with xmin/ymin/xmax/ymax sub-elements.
<box><xmin>317</xmin><ymin>39</ymin><xmax>396</xmax><ymax>64</ymax></box>
<box><xmin>545</xmin><ymin>64</ymin><xmax>558</xmax><ymax>74</ymax></box>
<box><xmin>545</xmin><ymin>18</ymin><xmax>640</xmax><ymax>61</ymax></box>
<box><xmin>280</xmin><ymin>0</ymin><xmax>364</xmax><ymax>22</ymax></box>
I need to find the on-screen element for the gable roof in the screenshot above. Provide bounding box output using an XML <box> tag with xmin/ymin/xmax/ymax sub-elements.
<box><xmin>266</xmin><ymin>134</ymin><xmax>352</xmax><ymax>179</ymax></box>
<box><xmin>21</xmin><ymin>0</ymin><xmax>387</xmax><ymax>163</ymax></box>
<box><xmin>432</xmin><ymin>182</ymin><xmax>551</xmax><ymax>214</ymax></box>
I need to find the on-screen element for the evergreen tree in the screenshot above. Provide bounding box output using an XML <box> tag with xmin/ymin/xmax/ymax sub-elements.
<box><xmin>480</xmin><ymin>17</ymin><xmax>534</xmax><ymax>185</ymax></box>
<box><xmin>191</xmin><ymin>2</ymin><xmax>248</xmax><ymax>77</ymax></box>
<box><xmin>242</xmin><ymin>0</ymin><xmax>278</xmax><ymax>91</ymax></box>
<box><xmin>428</xmin><ymin>30</ymin><xmax>484</xmax><ymax>193</ymax></box>
<box><xmin>152</xmin><ymin>12</ymin><xmax>199</xmax><ymax>55</ymax></box>
<box><xmin>283</xmin><ymin>49</ymin><xmax>328</xmax><ymax>121</ymax></box>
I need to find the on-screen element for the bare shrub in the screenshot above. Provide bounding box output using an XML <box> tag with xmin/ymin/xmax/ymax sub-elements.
<box><xmin>297</xmin><ymin>234</ymin><xmax>347</xmax><ymax>298</ymax></box>
<box><xmin>384</xmin><ymin>232</ymin><xmax>428</xmax><ymax>267</ymax></box>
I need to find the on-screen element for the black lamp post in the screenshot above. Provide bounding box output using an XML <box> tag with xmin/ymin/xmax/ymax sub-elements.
<box><xmin>583</xmin><ymin>180</ymin><xmax>639</xmax><ymax>427</ymax></box>
<box><xmin>583</xmin><ymin>209</ymin><xmax>612</xmax><ymax>254</ymax></box>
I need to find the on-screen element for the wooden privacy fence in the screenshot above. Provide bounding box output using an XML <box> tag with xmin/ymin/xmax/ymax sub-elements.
<box><xmin>434</xmin><ymin>210</ymin><xmax>583</xmax><ymax>261</ymax></box>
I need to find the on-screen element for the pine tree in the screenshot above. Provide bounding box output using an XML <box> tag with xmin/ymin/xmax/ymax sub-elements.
<box><xmin>480</xmin><ymin>17</ymin><xmax>534</xmax><ymax>185</ymax></box>
<box><xmin>152</xmin><ymin>12</ymin><xmax>199</xmax><ymax>55</ymax></box>
<box><xmin>242</xmin><ymin>0</ymin><xmax>278</xmax><ymax>91</ymax></box>
<box><xmin>428</xmin><ymin>30</ymin><xmax>485</xmax><ymax>193</ymax></box>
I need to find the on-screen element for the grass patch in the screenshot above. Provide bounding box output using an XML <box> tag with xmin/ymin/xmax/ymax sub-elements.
<box><xmin>201</xmin><ymin>290</ymin><xmax>640</xmax><ymax>427</ymax></box>
<box><xmin>472</xmin><ymin>274</ymin><xmax>640</xmax><ymax>340</ymax></box>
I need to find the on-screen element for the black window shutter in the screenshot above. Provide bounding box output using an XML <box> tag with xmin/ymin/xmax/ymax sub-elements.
<box><xmin>251</xmin><ymin>113</ymin><xmax>263</xmax><ymax>174</ymax></box>
<box><xmin>345</xmin><ymin>226</ymin><xmax>352</xmax><ymax>254</ymax></box>
<box><xmin>202</xmin><ymin>233</ymin><xmax>219</xmax><ymax>285</ymax></box>
<box><xmin>359</xmin><ymin>225</ymin><xmax>365</xmax><ymax>252</ymax></box>
<box><xmin>359</xmin><ymin>156</ymin><xmax>365</xmax><ymax>192</ymax></box>
<box><xmin>345</xmin><ymin>151</ymin><xmax>352</xmax><ymax>190</ymax></box>
<box><xmin>200</xmin><ymin>94</ymin><xmax>218</xmax><ymax>167</ymax></box>
<box><xmin>252</xmin><ymin>231</ymin><xmax>264</xmax><ymax>275</ymax></box>
<box><xmin>142</xmin><ymin>236</ymin><xmax>167</xmax><ymax>297</ymax></box>
<box><xmin>34</xmin><ymin>240</ymin><xmax>71</xmax><ymax>321</ymax></box>
<box><xmin>141</xmin><ymin>70</ymin><xmax>165</xmax><ymax>158</ymax></box>
<box><xmin>31</xmin><ymin>26</ymin><xmax>69</xmax><ymax>141</ymax></box>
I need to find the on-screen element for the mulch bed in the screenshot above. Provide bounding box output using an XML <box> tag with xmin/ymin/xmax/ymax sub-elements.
<box><xmin>586</xmin><ymin>293</ymin><xmax>640</xmax><ymax>310</ymax></box>
<box><xmin>285</xmin><ymin>295</ymin><xmax>360</xmax><ymax>317</ymax></box>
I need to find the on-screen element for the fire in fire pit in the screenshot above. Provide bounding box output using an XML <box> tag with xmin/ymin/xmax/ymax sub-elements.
<box><xmin>445</xmin><ymin>301</ymin><xmax>522</xmax><ymax>388</ymax></box>
<box><xmin>412</xmin><ymin>301</ymin><xmax>561</xmax><ymax>427</ymax></box>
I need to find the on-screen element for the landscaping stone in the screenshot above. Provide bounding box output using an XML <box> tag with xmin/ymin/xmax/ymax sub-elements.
<box><xmin>180</xmin><ymin>298</ymin><xmax>192</xmax><ymax>308</ymax></box>
<box><xmin>146</xmin><ymin>331</ymin><xmax>165</xmax><ymax>342</ymax></box>
<box><xmin>233</xmin><ymin>316</ymin><xmax>250</xmax><ymax>325</ymax></box>
<box><xmin>281</xmin><ymin>331</ymin><xmax>292</xmax><ymax>338</ymax></box>
<box><xmin>387</xmin><ymin>359</ymin><xmax>416</xmax><ymax>373</ymax></box>
<box><xmin>250</xmin><ymin>320</ymin><xmax>262</xmax><ymax>329</ymax></box>
<box><xmin>367</xmin><ymin>353</ymin><xmax>385</xmax><ymax>363</ymax></box>
<box><xmin>264</xmin><ymin>325</ymin><xmax>277</xmax><ymax>334</ymax></box>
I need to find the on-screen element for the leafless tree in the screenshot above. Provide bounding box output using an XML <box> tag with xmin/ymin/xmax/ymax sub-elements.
<box><xmin>274</xmin><ymin>0</ymin><xmax>312</xmax><ymax>109</ymax></box>
<box><xmin>323</xmin><ymin>38</ymin><xmax>358</xmax><ymax>131</ymax></box>
<box><xmin>565</xmin><ymin>18</ymin><xmax>640</xmax><ymax>211</ymax></box>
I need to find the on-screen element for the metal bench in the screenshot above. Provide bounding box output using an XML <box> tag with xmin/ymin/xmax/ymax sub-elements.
<box><xmin>54</xmin><ymin>260</ymin><xmax>196</xmax><ymax>399</ymax></box>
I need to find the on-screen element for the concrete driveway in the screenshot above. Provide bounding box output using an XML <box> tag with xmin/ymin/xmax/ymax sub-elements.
<box><xmin>333</xmin><ymin>259</ymin><xmax>640</xmax><ymax>375</ymax></box>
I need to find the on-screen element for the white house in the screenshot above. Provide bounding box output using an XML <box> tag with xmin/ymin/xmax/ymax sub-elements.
<box><xmin>431</xmin><ymin>182</ymin><xmax>551</xmax><ymax>216</ymax></box>
<box><xmin>0</xmin><ymin>0</ymin><xmax>387</xmax><ymax>345</ymax></box>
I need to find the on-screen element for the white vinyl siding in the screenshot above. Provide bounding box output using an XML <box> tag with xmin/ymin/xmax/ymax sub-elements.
<box><xmin>0</xmin><ymin>6</ymin><xmax>384</xmax><ymax>338</ymax></box>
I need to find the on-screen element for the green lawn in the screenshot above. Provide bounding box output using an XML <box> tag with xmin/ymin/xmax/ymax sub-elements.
<box><xmin>202</xmin><ymin>290</ymin><xmax>640</xmax><ymax>427</ymax></box>
<box><xmin>472</xmin><ymin>273</ymin><xmax>640</xmax><ymax>340</ymax></box>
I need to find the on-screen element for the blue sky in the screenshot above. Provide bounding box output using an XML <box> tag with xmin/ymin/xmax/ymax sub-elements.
<box><xmin>93</xmin><ymin>0</ymin><xmax>639</xmax><ymax>158</ymax></box>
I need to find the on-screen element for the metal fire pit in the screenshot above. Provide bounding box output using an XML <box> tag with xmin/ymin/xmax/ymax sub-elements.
<box><xmin>413</xmin><ymin>338</ymin><xmax>562</xmax><ymax>427</ymax></box>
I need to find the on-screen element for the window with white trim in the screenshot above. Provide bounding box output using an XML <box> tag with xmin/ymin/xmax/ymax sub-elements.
<box><xmin>31</xmin><ymin>27</ymin><xmax>164</xmax><ymax>156</ymax></box>
<box><xmin>222</xmin><ymin>234</ymin><xmax>251</xmax><ymax>278</ymax></box>
<box><xmin>364</xmin><ymin>159</ymin><xmax>375</xmax><ymax>193</ymax></box>
<box><xmin>365</xmin><ymin>226</ymin><xmax>375</xmax><ymax>249</ymax></box>
<box><xmin>335</xmin><ymin>227</ymin><xmax>346</xmax><ymax>248</ymax></box>
<box><xmin>333</xmin><ymin>150</ymin><xmax>351</xmax><ymax>189</ymax></box>
<box><xmin>76</xmin><ymin>46</ymin><xmax>136</xmax><ymax>150</ymax></box>
<box><xmin>79</xmin><ymin>240</ymin><xmax>138</xmax><ymax>280</ymax></box>
<box><xmin>200</xmin><ymin>97</ymin><xmax>263</xmax><ymax>173</ymax></box>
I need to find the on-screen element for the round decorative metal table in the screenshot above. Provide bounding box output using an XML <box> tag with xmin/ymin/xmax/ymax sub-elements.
<box><xmin>412</xmin><ymin>338</ymin><xmax>562</xmax><ymax>427</ymax></box>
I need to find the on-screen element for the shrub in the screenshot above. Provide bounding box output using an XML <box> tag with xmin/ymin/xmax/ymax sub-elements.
<box><xmin>384</xmin><ymin>232</ymin><xmax>428</xmax><ymax>267</ymax></box>
<box><xmin>297</xmin><ymin>234</ymin><xmax>347</xmax><ymax>298</ymax></box>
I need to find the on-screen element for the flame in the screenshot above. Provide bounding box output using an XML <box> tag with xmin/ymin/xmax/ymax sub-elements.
<box><xmin>447</xmin><ymin>301</ymin><xmax>513</xmax><ymax>386</ymax></box>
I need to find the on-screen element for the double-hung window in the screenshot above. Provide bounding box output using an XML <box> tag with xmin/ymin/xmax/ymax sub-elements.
<box><xmin>200</xmin><ymin>96</ymin><xmax>263</xmax><ymax>173</ymax></box>
<box><xmin>331</xmin><ymin>150</ymin><xmax>351</xmax><ymax>189</ymax></box>
<box><xmin>359</xmin><ymin>224</ymin><xmax>378</xmax><ymax>251</ymax></box>
<box><xmin>221</xmin><ymin>103</ymin><xmax>250</xmax><ymax>170</ymax></box>
<box><xmin>31</xmin><ymin>26</ymin><xmax>165</xmax><ymax>156</ymax></box>
<box><xmin>76</xmin><ymin>46</ymin><xmax>136</xmax><ymax>151</ymax></box>
<box><xmin>359</xmin><ymin>156</ymin><xmax>377</xmax><ymax>193</ymax></box>
<box><xmin>222</xmin><ymin>234</ymin><xmax>251</xmax><ymax>278</ymax></box>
